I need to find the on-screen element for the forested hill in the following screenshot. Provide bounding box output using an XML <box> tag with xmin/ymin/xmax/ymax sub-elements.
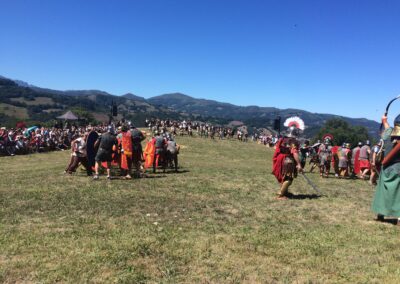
<box><xmin>0</xmin><ymin>77</ymin><xmax>184</xmax><ymax>127</ymax></box>
<box><xmin>149</xmin><ymin>93</ymin><xmax>380</xmax><ymax>137</ymax></box>
<box><xmin>0</xmin><ymin>75</ymin><xmax>380</xmax><ymax>137</ymax></box>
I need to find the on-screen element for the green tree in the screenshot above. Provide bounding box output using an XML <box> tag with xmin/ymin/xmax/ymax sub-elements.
<box><xmin>313</xmin><ymin>118</ymin><xmax>370</xmax><ymax>147</ymax></box>
<box><xmin>71</xmin><ymin>108</ymin><xmax>99</xmax><ymax>125</ymax></box>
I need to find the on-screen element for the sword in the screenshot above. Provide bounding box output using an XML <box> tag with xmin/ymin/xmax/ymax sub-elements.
<box><xmin>301</xmin><ymin>172</ymin><xmax>323</xmax><ymax>196</ymax></box>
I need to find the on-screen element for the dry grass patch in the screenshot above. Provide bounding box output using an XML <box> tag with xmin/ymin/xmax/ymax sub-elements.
<box><xmin>10</xmin><ymin>97</ymin><xmax>54</xmax><ymax>106</ymax></box>
<box><xmin>0</xmin><ymin>103</ymin><xmax>29</xmax><ymax>119</ymax></box>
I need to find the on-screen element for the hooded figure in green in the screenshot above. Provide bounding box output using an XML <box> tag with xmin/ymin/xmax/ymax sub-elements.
<box><xmin>371</xmin><ymin>113</ymin><xmax>400</xmax><ymax>220</ymax></box>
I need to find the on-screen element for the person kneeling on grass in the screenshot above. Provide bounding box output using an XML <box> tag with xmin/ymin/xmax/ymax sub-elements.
<box><xmin>93</xmin><ymin>126</ymin><xmax>118</xmax><ymax>180</ymax></box>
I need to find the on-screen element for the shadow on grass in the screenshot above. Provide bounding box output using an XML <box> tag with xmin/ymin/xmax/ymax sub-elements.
<box><xmin>164</xmin><ymin>169</ymin><xmax>190</xmax><ymax>174</ymax></box>
<box><xmin>142</xmin><ymin>174</ymin><xmax>167</xmax><ymax>179</ymax></box>
<box><xmin>100</xmin><ymin>175</ymin><xmax>168</xmax><ymax>180</ymax></box>
<box><xmin>287</xmin><ymin>193</ymin><xmax>322</xmax><ymax>200</ymax></box>
<box><xmin>377</xmin><ymin>218</ymin><xmax>399</xmax><ymax>226</ymax></box>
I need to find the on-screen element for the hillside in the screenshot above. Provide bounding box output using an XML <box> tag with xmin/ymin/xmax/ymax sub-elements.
<box><xmin>0</xmin><ymin>77</ymin><xmax>183</xmax><ymax>126</ymax></box>
<box><xmin>0</xmin><ymin>76</ymin><xmax>380</xmax><ymax>138</ymax></box>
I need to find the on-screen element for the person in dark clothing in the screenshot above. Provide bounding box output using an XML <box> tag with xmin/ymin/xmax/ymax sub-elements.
<box><xmin>93</xmin><ymin>126</ymin><xmax>117</xmax><ymax>180</ymax></box>
<box><xmin>131</xmin><ymin>126</ymin><xmax>146</xmax><ymax>177</ymax></box>
<box><xmin>166</xmin><ymin>137</ymin><xmax>180</xmax><ymax>172</ymax></box>
<box><xmin>299</xmin><ymin>140</ymin><xmax>310</xmax><ymax>169</ymax></box>
<box><xmin>153</xmin><ymin>131</ymin><xmax>167</xmax><ymax>173</ymax></box>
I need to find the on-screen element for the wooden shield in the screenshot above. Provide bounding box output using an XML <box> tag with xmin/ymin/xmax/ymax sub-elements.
<box><xmin>86</xmin><ymin>131</ymin><xmax>99</xmax><ymax>169</ymax></box>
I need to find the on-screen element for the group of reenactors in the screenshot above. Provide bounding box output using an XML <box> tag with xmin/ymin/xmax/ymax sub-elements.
<box><xmin>64</xmin><ymin>123</ymin><xmax>180</xmax><ymax>180</ymax></box>
<box><xmin>272</xmin><ymin>111</ymin><xmax>400</xmax><ymax>225</ymax></box>
<box><xmin>63</xmin><ymin>108</ymin><xmax>400</xmax><ymax>224</ymax></box>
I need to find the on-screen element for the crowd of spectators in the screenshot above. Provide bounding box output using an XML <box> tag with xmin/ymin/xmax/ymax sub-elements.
<box><xmin>145</xmin><ymin>118</ymin><xmax>279</xmax><ymax>144</ymax></box>
<box><xmin>0</xmin><ymin>124</ymin><xmax>110</xmax><ymax>156</ymax></box>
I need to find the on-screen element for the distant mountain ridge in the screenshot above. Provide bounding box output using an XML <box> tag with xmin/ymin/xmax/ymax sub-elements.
<box><xmin>122</xmin><ymin>93</ymin><xmax>146</xmax><ymax>102</ymax></box>
<box><xmin>0</xmin><ymin>75</ymin><xmax>380</xmax><ymax>137</ymax></box>
<box><xmin>149</xmin><ymin>93</ymin><xmax>380</xmax><ymax>137</ymax></box>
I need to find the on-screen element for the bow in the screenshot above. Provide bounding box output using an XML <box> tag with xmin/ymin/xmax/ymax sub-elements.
<box><xmin>381</xmin><ymin>95</ymin><xmax>400</xmax><ymax>131</ymax></box>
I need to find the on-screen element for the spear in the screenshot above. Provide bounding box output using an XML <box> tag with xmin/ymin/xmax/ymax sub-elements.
<box><xmin>301</xmin><ymin>172</ymin><xmax>323</xmax><ymax>196</ymax></box>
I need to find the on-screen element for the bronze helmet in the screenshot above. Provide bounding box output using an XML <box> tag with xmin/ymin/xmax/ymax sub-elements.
<box><xmin>286</xmin><ymin>125</ymin><xmax>300</xmax><ymax>138</ymax></box>
<box><xmin>392</xmin><ymin>114</ymin><xmax>400</xmax><ymax>137</ymax></box>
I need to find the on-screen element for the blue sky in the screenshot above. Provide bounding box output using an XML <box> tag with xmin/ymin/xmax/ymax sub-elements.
<box><xmin>1</xmin><ymin>0</ymin><xmax>399</xmax><ymax>122</ymax></box>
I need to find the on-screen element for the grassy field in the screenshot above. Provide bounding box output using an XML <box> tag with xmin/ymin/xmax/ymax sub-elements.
<box><xmin>1</xmin><ymin>135</ymin><xmax>400</xmax><ymax>283</ymax></box>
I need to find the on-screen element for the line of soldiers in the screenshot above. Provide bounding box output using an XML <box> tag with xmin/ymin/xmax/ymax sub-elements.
<box><xmin>298</xmin><ymin>138</ymin><xmax>382</xmax><ymax>185</ymax></box>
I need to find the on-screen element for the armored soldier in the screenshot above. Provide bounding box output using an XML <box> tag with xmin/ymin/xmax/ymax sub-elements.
<box><xmin>272</xmin><ymin>117</ymin><xmax>304</xmax><ymax>200</ymax></box>
<box><xmin>153</xmin><ymin>131</ymin><xmax>167</xmax><ymax>173</ymax></box>
<box><xmin>318</xmin><ymin>135</ymin><xmax>333</xmax><ymax>178</ymax></box>
<box><xmin>299</xmin><ymin>140</ymin><xmax>310</xmax><ymax>169</ymax></box>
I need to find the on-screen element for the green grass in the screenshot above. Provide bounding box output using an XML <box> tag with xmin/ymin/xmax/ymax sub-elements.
<box><xmin>1</xmin><ymin>136</ymin><xmax>400</xmax><ymax>283</ymax></box>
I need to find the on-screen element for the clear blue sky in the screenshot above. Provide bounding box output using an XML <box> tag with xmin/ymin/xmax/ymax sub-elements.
<box><xmin>1</xmin><ymin>0</ymin><xmax>399</xmax><ymax>122</ymax></box>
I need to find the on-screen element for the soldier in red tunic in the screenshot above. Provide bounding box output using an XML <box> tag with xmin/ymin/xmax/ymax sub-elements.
<box><xmin>272</xmin><ymin>117</ymin><xmax>304</xmax><ymax>200</ymax></box>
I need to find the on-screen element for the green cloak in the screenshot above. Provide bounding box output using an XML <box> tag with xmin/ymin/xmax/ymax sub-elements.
<box><xmin>371</xmin><ymin>127</ymin><xmax>400</xmax><ymax>217</ymax></box>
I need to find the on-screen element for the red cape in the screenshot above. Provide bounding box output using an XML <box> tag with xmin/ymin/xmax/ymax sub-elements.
<box><xmin>272</xmin><ymin>138</ymin><xmax>288</xmax><ymax>183</ymax></box>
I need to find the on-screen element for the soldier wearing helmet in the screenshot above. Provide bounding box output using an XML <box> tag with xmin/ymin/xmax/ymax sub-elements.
<box><xmin>272</xmin><ymin>117</ymin><xmax>304</xmax><ymax>200</ymax></box>
<box><xmin>318</xmin><ymin>135</ymin><xmax>333</xmax><ymax>178</ymax></box>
